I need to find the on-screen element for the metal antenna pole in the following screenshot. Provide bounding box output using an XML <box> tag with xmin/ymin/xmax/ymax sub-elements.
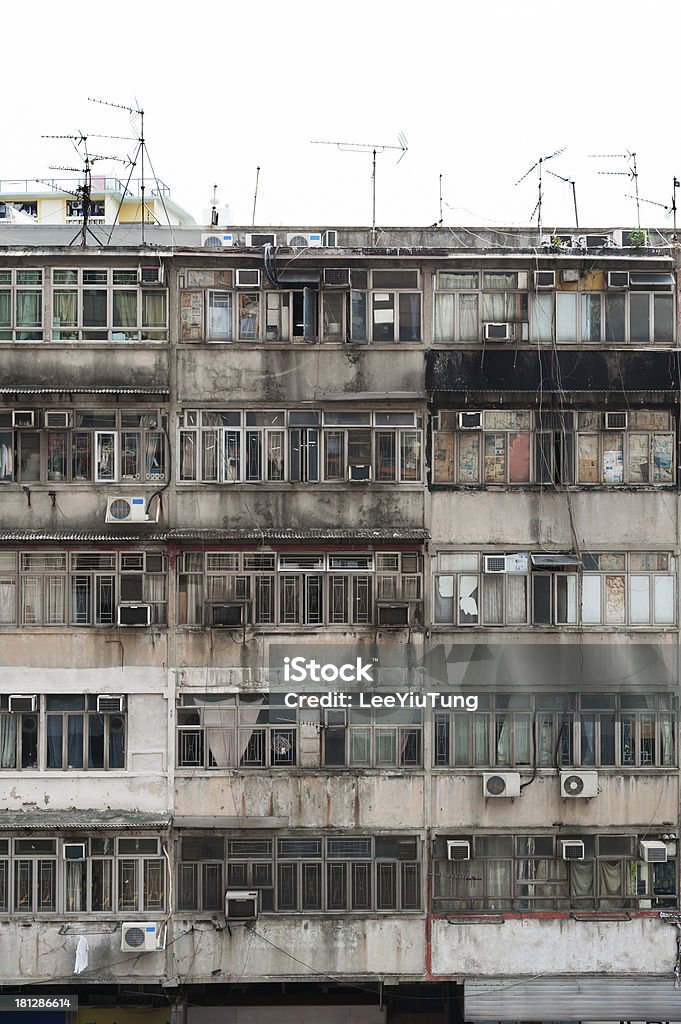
<box><xmin>515</xmin><ymin>147</ymin><xmax>565</xmax><ymax>235</ymax></box>
<box><xmin>439</xmin><ymin>173</ymin><xmax>443</xmax><ymax>226</ymax></box>
<box><xmin>674</xmin><ymin>178</ymin><xmax>679</xmax><ymax>233</ymax></box>
<box><xmin>546</xmin><ymin>168</ymin><xmax>579</xmax><ymax>231</ymax></box>
<box><xmin>139</xmin><ymin>107</ymin><xmax>145</xmax><ymax>245</ymax></box>
<box><xmin>372</xmin><ymin>149</ymin><xmax>377</xmax><ymax>244</ymax></box>
<box><xmin>252</xmin><ymin>166</ymin><xmax>260</xmax><ymax>227</ymax></box>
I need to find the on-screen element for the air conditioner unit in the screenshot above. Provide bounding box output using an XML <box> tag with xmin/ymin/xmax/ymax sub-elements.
<box><xmin>458</xmin><ymin>411</ymin><xmax>482</xmax><ymax>429</ymax></box>
<box><xmin>225</xmin><ymin>890</ymin><xmax>258</xmax><ymax>920</ymax></box>
<box><xmin>484</xmin><ymin>322</ymin><xmax>511</xmax><ymax>341</ymax></box>
<box><xmin>121</xmin><ymin>922</ymin><xmax>164</xmax><ymax>952</ymax></box>
<box><xmin>639</xmin><ymin>840</ymin><xmax>668</xmax><ymax>863</ymax></box>
<box><xmin>447</xmin><ymin>840</ymin><xmax>470</xmax><ymax>861</ymax></box>
<box><xmin>534</xmin><ymin>271</ymin><xmax>555</xmax><ymax>289</ymax></box>
<box><xmin>323</xmin><ymin>267</ymin><xmax>351</xmax><ymax>287</ymax></box>
<box><xmin>235</xmin><ymin>269</ymin><xmax>261</xmax><ymax>287</ymax></box>
<box><xmin>348</xmin><ymin>464</ymin><xmax>372</xmax><ymax>482</ymax></box>
<box><xmin>323</xmin><ymin>230</ymin><xmax>338</xmax><ymax>247</ymax></box>
<box><xmin>561</xmin><ymin>269</ymin><xmax>581</xmax><ymax>283</ymax></box>
<box><xmin>484</xmin><ymin>555</ymin><xmax>507</xmax><ymax>573</ymax></box>
<box><xmin>138</xmin><ymin>265</ymin><xmax>165</xmax><ymax>285</ymax></box>
<box><xmin>607</xmin><ymin>270</ymin><xmax>629</xmax><ymax>289</ymax></box>
<box><xmin>286</xmin><ymin>232</ymin><xmax>323</xmax><ymax>247</ymax></box>
<box><xmin>616</xmin><ymin>229</ymin><xmax>647</xmax><ymax>248</ymax></box>
<box><xmin>201</xmin><ymin>232</ymin><xmax>234</xmax><ymax>248</ymax></box>
<box><xmin>605</xmin><ymin>412</ymin><xmax>627</xmax><ymax>430</ymax></box>
<box><xmin>560</xmin><ymin>770</ymin><xmax>598</xmax><ymax>798</ymax></box>
<box><xmin>377</xmin><ymin>602</ymin><xmax>410</xmax><ymax>627</ymax></box>
<box><xmin>97</xmin><ymin>694</ymin><xmax>125</xmax><ymax>713</ymax></box>
<box><xmin>44</xmin><ymin>410</ymin><xmax>72</xmax><ymax>428</ymax></box>
<box><xmin>105</xmin><ymin>496</ymin><xmax>149</xmax><ymax>524</ymax></box>
<box><xmin>585</xmin><ymin>233</ymin><xmax>614</xmax><ymax>249</ymax></box>
<box><xmin>117</xmin><ymin>605</ymin><xmax>151</xmax><ymax>627</ymax></box>
<box><xmin>208</xmin><ymin>602</ymin><xmax>249</xmax><ymax>627</ymax></box>
<box><xmin>63</xmin><ymin>843</ymin><xmax>87</xmax><ymax>861</ymax></box>
<box><xmin>246</xmin><ymin>233</ymin><xmax>276</xmax><ymax>246</ymax></box>
<box><xmin>561</xmin><ymin>839</ymin><xmax>585</xmax><ymax>861</ymax></box>
<box><xmin>12</xmin><ymin>410</ymin><xmax>35</xmax><ymax>428</ymax></box>
<box><xmin>483</xmin><ymin>772</ymin><xmax>521</xmax><ymax>798</ymax></box>
<box><xmin>8</xmin><ymin>694</ymin><xmax>37</xmax><ymax>713</ymax></box>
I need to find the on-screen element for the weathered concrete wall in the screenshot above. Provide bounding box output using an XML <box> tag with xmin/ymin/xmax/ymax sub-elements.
<box><xmin>1</xmin><ymin>346</ymin><xmax>168</xmax><ymax>389</ymax></box>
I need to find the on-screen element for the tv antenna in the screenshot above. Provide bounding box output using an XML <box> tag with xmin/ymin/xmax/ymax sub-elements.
<box><xmin>625</xmin><ymin>177</ymin><xmax>679</xmax><ymax>233</ymax></box>
<box><xmin>546</xmin><ymin>168</ymin><xmax>579</xmax><ymax>231</ymax></box>
<box><xmin>311</xmin><ymin>133</ymin><xmax>408</xmax><ymax>244</ymax></box>
<box><xmin>41</xmin><ymin>132</ymin><xmax>121</xmax><ymax>246</ymax></box>
<box><xmin>252</xmin><ymin>166</ymin><xmax>261</xmax><ymax>227</ymax></box>
<box><xmin>88</xmin><ymin>96</ymin><xmax>170</xmax><ymax>244</ymax></box>
<box><xmin>515</xmin><ymin>147</ymin><xmax>565</xmax><ymax>237</ymax></box>
<box><xmin>589</xmin><ymin>150</ymin><xmax>640</xmax><ymax>228</ymax></box>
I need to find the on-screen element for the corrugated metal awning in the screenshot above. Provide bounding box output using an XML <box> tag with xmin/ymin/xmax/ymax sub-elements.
<box><xmin>0</xmin><ymin>809</ymin><xmax>171</xmax><ymax>830</ymax></box>
<box><xmin>0</xmin><ymin>387</ymin><xmax>169</xmax><ymax>396</ymax></box>
<box><xmin>465</xmin><ymin>977</ymin><xmax>681</xmax><ymax>1021</ymax></box>
<box><xmin>0</xmin><ymin>528</ymin><xmax>429</xmax><ymax>544</ymax></box>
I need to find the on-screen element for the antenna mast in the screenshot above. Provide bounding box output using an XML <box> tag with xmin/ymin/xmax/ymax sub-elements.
<box><xmin>590</xmin><ymin>151</ymin><xmax>641</xmax><ymax>228</ymax></box>
<box><xmin>252</xmin><ymin>166</ymin><xmax>261</xmax><ymax>227</ymax></box>
<box><xmin>42</xmin><ymin>132</ymin><xmax>121</xmax><ymax>246</ymax></box>
<box><xmin>546</xmin><ymin>168</ymin><xmax>579</xmax><ymax>231</ymax></box>
<box><xmin>515</xmin><ymin>147</ymin><xmax>565</xmax><ymax>237</ymax></box>
<box><xmin>311</xmin><ymin>134</ymin><xmax>408</xmax><ymax>245</ymax></box>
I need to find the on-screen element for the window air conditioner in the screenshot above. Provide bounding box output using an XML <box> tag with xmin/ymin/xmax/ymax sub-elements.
<box><xmin>484</xmin><ymin>555</ymin><xmax>507</xmax><ymax>574</ymax></box>
<box><xmin>447</xmin><ymin>840</ymin><xmax>470</xmax><ymax>861</ymax></box>
<box><xmin>117</xmin><ymin>605</ymin><xmax>151</xmax><ymax>627</ymax></box>
<box><xmin>246</xmin><ymin>233</ymin><xmax>276</xmax><ymax>247</ymax></box>
<box><xmin>105</xmin><ymin>496</ymin><xmax>149</xmax><ymax>523</ymax></box>
<box><xmin>560</xmin><ymin>770</ymin><xmax>598</xmax><ymax>798</ymax></box>
<box><xmin>639</xmin><ymin>840</ymin><xmax>668</xmax><ymax>863</ymax></box>
<box><xmin>605</xmin><ymin>412</ymin><xmax>627</xmax><ymax>430</ymax></box>
<box><xmin>201</xmin><ymin>233</ymin><xmax>234</xmax><ymax>248</ymax></box>
<box><xmin>63</xmin><ymin>843</ymin><xmax>87</xmax><ymax>861</ymax></box>
<box><xmin>138</xmin><ymin>265</ymin><xmax>165</xmax><ymax>285</ymax></box>
<box><xmin>44</xmin><ymin>410</ymin><xmax>73</xmax><ymax>428</ymax></box>
<box><xmin>12</xmin><ymin>410</ymin><xmax>35</xmax><ymax>428</ymax></box>
<box><xmin>323</xmin><ymin>268</ymin><xmax>351</xmax><ymax>287</ymax></box>
<box><xmin>458</xmin><ymin>411</ymin><xmax>482</xmax><ymax>429</ymax></box>
<box><xmin>607</xmin><ymin>271</ymin><xmax>629</xmax><ymax>289</ymax></box>
<box><xmin>483</xmin><ymin>772</ymin><xmax>521</xmax><ymax>798</ymax></box>
<box><xmin>225</xmin><ymin>890</ymin><xmax>258</xmax><ymax>920</ymax></box>
<box><xmin>208</xmin><ymin>602</ymin><xmax>249</xmax><ymax>627</ymax></box>
<box><xmin>121</xmin><ymin>922</ymin><xmax>165</xmax><ymax>952</ymax></box>
<box><xmin>561</xmin><ymin>269</ymin><xmax>580</xmax><ymax>283</ymax></box>
<box><xmin>484</xmin><ymin>322</ymin><xmax>511</xmax><ymax>341</ymax></box>
<box><xmin>8</xmin><ymin>694</ymin><xmax>38</xmax><ymax>713</ymax></box>
<box><xmin>97</xmin><ymin>694</ymin><xmax>125</xmax><ymax>713</ymax></box>
<box><xmin>585</xmin><ymin>234</ymin><xmax>614</xmax><ymax>248</ymax></box>
<box><xmin>534</xmin><ymin>271</ymin><xmax>555</xmax><ymax>289</ymax></box>
<box><xmin>376</xmin><ymin>602</ymin><xmax>410</xmax><ymax>627</ymax></box>
<box><xmin>235</xmin><ymin>269</ymin><xmax>261</xmax><ymax>287</ymax></box>
<box><xmin>561</xmin><ymin>840</ymin><xmax>585</xmax><ymax>861</ymax></box>
<box><xmin>323</xmin><ymin>230</ymin><xmax>338</xmax><ymax>247</ymax></box>
<box><xmin>348</xmin><ymin>464</ymin><xmax>372</xmax><ymax>482</ymax></box>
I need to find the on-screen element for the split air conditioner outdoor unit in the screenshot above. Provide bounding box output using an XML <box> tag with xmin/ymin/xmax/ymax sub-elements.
<box><xmin>483</xmin><ymin>772</ymin><xmax>521</xmax><ymax>798</ymax></box>
<box><xmin>105</xmin><ymin>496</ymin><xmax>150</xmax><ymax>523</ymax></box>
<box><xmin>225</xmin><ymin>890</ymin><xmax>258</xmax><ymax>920</ymax></box>
<box><xmin>447</xmin><ymin>840</ymin><xmax>471</xmax><ymax>861</ymax></box>
<box><xmin>63</xmin><ymin>843</ymin><xmax>87</xmax><ymax>861</ymax></box>
<box><xmin>484</xmin><ymin>322</ymin><xmax>511</xmax><ymax>341</ymax></box>
<box><xmin>560</xmin><ymin>770</ymin><xmax>598</xmax><ymax>798</ymax></box>
<box><xmin>117</xmin><ymin>605</ymin><xmax>151</xmax><ymax>627</ymax></box>
<box><xmin>201</xmin><ymin>232</ymin><xmax>234</xmax><ymax>248</ymax></box>
<box><xmin>121</xmin><ymin>922</ymin><xmax>165</xmax><ymax>952</ymax></box>
<box><xmin>286</xmin><ymin>232</ymin><xmax>323</xmax><ymax>247</ymax></box>
<box><xmin>639</xmin><ymin>840</ymin><xmax>668</xmax><ymax>863</ymax></box>
<box><xmin>561</xmin><ymin>840</ymin><xmax>585</xmax><ymax>861</ymax></box>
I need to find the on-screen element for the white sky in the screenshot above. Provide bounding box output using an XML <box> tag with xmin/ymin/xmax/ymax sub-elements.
<box><xmin>4</xmin><ymin>0</ymin><xmax>679</xmax><ymax>231</ymax></box>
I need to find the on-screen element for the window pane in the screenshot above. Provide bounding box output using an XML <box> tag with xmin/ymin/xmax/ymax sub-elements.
<box><xmin>629</xmin><ymin>575</ymin><xmax>650</xmax><ymax>623</ymax></box>
<box><xmin>83</xmin><ymin>290</ymin><xmax>107</xmax><ymax>327</ymax></box>
<box><xmin>654</xmin><ymin>294</ymin><xmax>674</xmax><ymax>342</ymax></box>
<box><xmin>630</xmin><ymin>293</ymin><xmax>650</xmax><ymax>343</ymax></box>
<box><xmin>654</xmin><ymin>576</ymin><xmax>674</xmax><ymax>624</ymax></box>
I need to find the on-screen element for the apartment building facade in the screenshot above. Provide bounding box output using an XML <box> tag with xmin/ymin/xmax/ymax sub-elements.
<box><xmin>0</xmin><ymin>223</ymin><xmax>679</xmax><ymax>1024</ymax></box>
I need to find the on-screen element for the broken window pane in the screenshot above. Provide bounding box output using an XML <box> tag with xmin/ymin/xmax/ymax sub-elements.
<box><xmin>458</xmin><ymin>575</ymin><xmax>479</xmax><ymax>625</ymax></box>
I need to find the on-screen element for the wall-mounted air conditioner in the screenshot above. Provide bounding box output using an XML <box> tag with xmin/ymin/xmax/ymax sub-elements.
<box><xmin>201</xmin><ymin>233</ymin><xmax>234</xmax><ymax>248</ymax></box>
<box><xmin>561</xmin><ymin>839</ymin><xmax>585</xmax><ymax>861</ymax></box>
<box><xmin>348</xmin><ymin>464</ymin><xmax>372</xmax><ymax>482</ymax></box>
<box><xmin>207</xmin><ymin>602</ymin><xmax>249</xmax><ymax>627</ymax></box>
<box><xmin>484</xmin><ymin>322</ymin><xmax>511</xmax><ymax>341</ymax></box>
<box><xmin>376</xmin><ymin>602</ymin><xmax>410</xmax><ymax>627</ymax></box>
<box><xmin>534</xmin><ymin>271</ymin><xmax>555</xmax><ymax>289</ymax></box>
<box><xmin>12</xmin><ymin>410</ymin><xmax>35</xmax><ymax>428</ymax></box>
<box><xmin>121</xmin><ymin>922</ymin><xmax>164</xmax><ymax>952</ymax></box>
<box><xmin>639</xmin><ymin>840</ymin><xmax>668</xmax><ymax>863</ymax></box>
<box><xmin>138</xmin><ymin>265</ymin><xmax>165</xmax><ymax>286</ymax></box>
<box><xmin>287</xmin><ymin>232</ymin><xmax>323</xmax><ymax>247</ymax></box>
<box><xmin>246</xmin><ymin>233</ymin><xmax>276</xmax><ymax>247</ymax></box>
<box><xmin>105</xmin><ymin>496</ymin><xmax>149</xmax><ymax>524</ymax></box>
<box><xmin>458</xmin><ymin>411</ymin><xmax>482</xmax><ymax>429</ymax></box>
<box><xmin>323</xmin><ymin>268</ymin><xmax>351</xmax><ymax>287</ymax></box>
<box><xmin>605</xmin><ymin>412</ymin><xmax>627</xmax><ymax>430</ymax></box>
<box><xmin>117</xmin><ymin>605</ymin><xmax>151</xmax><ymax>627</ymax></box>
<box><xmin>235</xmin><ymin>269</ymin><xmax>261</xmax><ymax>287</ymax></box>
<box><xmin>63</xmin><ymin>843</ymin><xmax>87</xmax><ymax>861</ymax></box>
<box><xmin>560</xmin><ymin>770</ymin><xmax>598</xmax><ymax>798</ymax></box>
<box><xmin>561</xmin><ymin>269</ymin><xmax>581</xmax><ymax>283</ymax></box>
<box><xmin>483</xmin><ymin>772</ymin><xmax>521</xmax><ymax>798</ymax></box>
<box><xmin>225</xmin><ymin>890</ymin><xmax>258</xmax><ymax>920</ymax></box>
<box><xmin>8</xmin><ymin>694</ymin><xmax>37</xmax><ymax>713</ymax></box>
<box><xmin>97</xmin><ymin>694</ymin><xmax>125</xmax><ymax>713</ymax></box>
<box><xmin>447</xmin><ymin>840</ymin><xmax>470</xmax><ymax>861</ymax></box>
<box><xmin>607</xmin><ymin>271</ymin><xmax>629</xmax><ymax>289</ymax></box>
<box><xmin>44</xmin><ymin>410</ymin><xmax>72</xmax><ymax>428</ymax></box>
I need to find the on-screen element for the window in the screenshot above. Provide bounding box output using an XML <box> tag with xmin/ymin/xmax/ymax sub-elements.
<box><xmin>432</xmin><ymin>692</ymin><xmax>676</xmax><ymax>769</ymax></box>
<box><xmin>434</xmin><ymin>271</ymin><xmax>528</xmax><ymax>343</ymax></box>
<box><xmin>177</xmin><ymin>694</ymin><xmax>297</xmax><ymax>769</ymax></box>
<box><xmin>0</xmin><ymin>408</ymin><xmax>166</xmax><ymax>484</ymax></box>
<box><xmin>178</xmin><ymin>550</ymin><xmax>422</xmax><ymax>627</ymax></box>
<box><xmin>0</xmin><ymin>694</ymin><xmax>126</xmax><ymax>770</ymax></box>
<box><xmin>323</xmin><ymin>706</ymin><xmax>422</xmax><ymax>767</ymax></box>
<box><xmin>178</xmin><ymin>834</ymin><xmax>420</xmax><ymax>914</ymax></box>
<box><xmin>51</xmin><ymin>268</ymin><xmax>167</xmax><ymax>341</ymax></box>
<box><xmin>432</xmin><ymin>551</ymin><xmax>675</xmax><ymax>627</ymax></box>
<box><xmin>178</xmin><ymin>409</ymin><xmax>421</xmax><ymax>484</ymax></box>
<box><xmin>0</xmin><ymin>550</ymin><xmax>167</xmax><ymax>626</ymax></box>
<box><xmin>0</xmin><ymin>269</ymin><xmax>43</xmax><ymax>341</ymax></box>
<box><xmin>431</xmin><ymin>409</ymin><xmax>675</xmax><ymax>487</ymax></box>
<box><xmin>432</xmin><ymin>833</ymin><xmax>677</xmax><ymax>911</ymax></box>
